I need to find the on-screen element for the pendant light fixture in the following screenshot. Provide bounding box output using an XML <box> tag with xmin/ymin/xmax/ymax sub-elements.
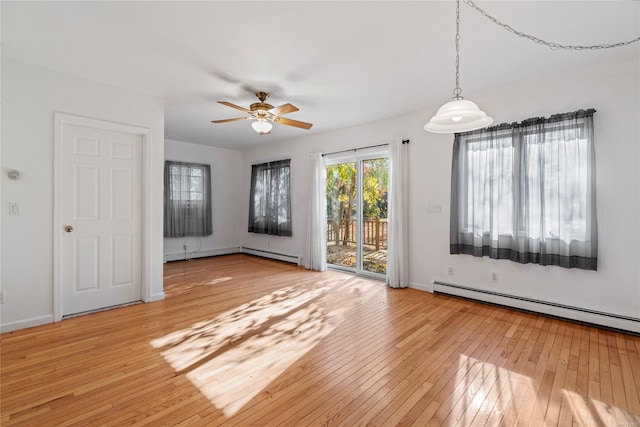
<box><xmin>424</xmin><ymin>0</ymin><xmax>493</xmax><ymax>134</ymax></box>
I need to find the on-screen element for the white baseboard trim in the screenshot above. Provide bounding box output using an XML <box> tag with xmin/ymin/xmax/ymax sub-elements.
<box><xmin>147</xmin><ymin>293</ymin><xmax>166</xmax><ymax>302</ymax></box>
<box><xmin>241</xmin><ymin>247</ymin><xmax>302</xmax><ymax>266</ymax></box>
<box><xmin>164</xmin><ymin>246</ymin><xmax>241</xmax><ymax>262</ymax></box>
<box><xmin>1</xmin><ymin>314</ymin><xmax>53</xmax><ymax>333</ymax></box>
<box><xmin>434</xmin><ymin>281</ymin><xmax>640</xmax><ymax>334</ymax></box>
<box><xmin>409</xmin><ymin>281</ymin><xmax>434</xmax><ymax>293</ymax></box>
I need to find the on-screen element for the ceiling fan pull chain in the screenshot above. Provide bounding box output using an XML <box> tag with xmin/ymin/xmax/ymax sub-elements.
<box><xmin>463</xmin><ymin>0</ymin><xmax>640</xmax><ymax>50</ymax></box>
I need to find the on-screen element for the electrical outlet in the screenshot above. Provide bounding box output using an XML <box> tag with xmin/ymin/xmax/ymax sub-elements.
<box><xmin>9</xmin><ymin>202</ymin><xmax>20</xmax><ymax>216</ymax></box>
<box><xmin>447</xmin><ymin>266</ymin><xmax>454</xmax><ymax>276</ymax></box>
<box><xmin>0</xmin><ymin>290</ymin><xmax>5</xmax><ymax>304</ymax></box>
<box><xmin>491</xmin><ymin>272</ymin><xmax>499</xmax><ymax>283</ymax></box>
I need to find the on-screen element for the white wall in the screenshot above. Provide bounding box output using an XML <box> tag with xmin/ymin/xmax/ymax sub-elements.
<box><xmin>1</xmin><ymin>59</ymin><xmax>165</xmax><ymax>331</ymax></box>
<box><xmin>164</xmin><ymin>139</ymin><xmax>243</xmax><ymax>260</ymax></box>
<box><xmin>241</xmin><ymin>57</ymin><xmax>640</xmax><ymax>320</ymax></box>
<box><xmin>3</xmin><ymin>55</ymin><xmax>636</xmax><ymax>332</ymax></box>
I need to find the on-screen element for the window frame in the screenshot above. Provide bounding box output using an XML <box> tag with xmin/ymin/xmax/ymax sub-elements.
<box><xmin>164</xmin><ymin>160</ymin><xmax>212</xmax><ymax>237</ymax></box>
<box><xmin>248</xmin><ymin>159</ymin><xmax>292</xmax><ymax>237</ymax></box>
<box><xmin>450</xmin><ymin>109</ymin><xmax>598</xmax><ymax>270</ymax></box>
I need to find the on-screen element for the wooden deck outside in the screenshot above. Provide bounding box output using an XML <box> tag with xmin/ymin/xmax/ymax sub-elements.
<box><xmin>327</xmin><ymin>243</ymin><xmax>387</xmax><ymax>274</ymax></box>
<box><xmin>327</xmin><ymin>218</ymin><xmax>388</xmax><ymax>250</ymax></box>
<box><xmin>1</xmin><ymin>254</ymin><xmax>639</xmax><ymax>426</ymax></box>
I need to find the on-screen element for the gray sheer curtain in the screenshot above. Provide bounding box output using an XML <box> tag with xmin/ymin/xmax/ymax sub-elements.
<box><xmin>248</xmin><ymin>159</ymin><xmax>292</xmax><ymax>236</ymax></box>
<box><xmin>164</xmin><ymin>161</ymin><xmax>212</xmax><ymax>237</ymax></box>
<box><xmin>387</xmin><ymin>140</ymin><xmax>409</xmax><ymax>288</ymax></box>
<box><xmin>451</xmin><ymin>109</ymin><xmax>598</xmax><ymax>270</ymax></box>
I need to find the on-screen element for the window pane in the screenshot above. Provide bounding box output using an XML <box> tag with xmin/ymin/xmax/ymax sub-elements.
<box><xmin>164</xmin><ymin>161</ymin><xmax>212</xmax><ymax>238</ymax></box>
<box><xmin>168</xmin><ymin>165</ymin><xmax>206</xmax><ymax>201</ymax></box>
<box><xmin>465</xmin><ymin>137</ymin><xmax>513</xmax><ymax>239</ymax></box>
<box><xmin>326</xmin><ymin>162</ymin><xmax>357</xmax><ymax>269</ymax></box>
<box><xmin>248</xmin><ymin>160</ymin><xmax>292</xmax><ymax>236</ymax></box>
<box><xmin>362</xmin><ymin>158</ymin><xmax>388</xmax><ymax>275</ymax></box>
<box><xmin>451</xmin><ymin>110</ymin><xmax>597</xmax><ymax>270</ymax></box>
<box><xmin>525</xmin><ymin>129</ymin><xmax>588</xmax><ymax>242</ymax></box>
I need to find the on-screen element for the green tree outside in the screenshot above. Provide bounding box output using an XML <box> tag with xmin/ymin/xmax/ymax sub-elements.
<box><xmin>326</xmin><ymin>158</ymin><xmax>388</xmax><ymax>245</ymax></box>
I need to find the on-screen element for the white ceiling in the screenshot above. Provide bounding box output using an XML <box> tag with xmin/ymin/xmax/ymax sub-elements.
<box><xmin>2</xmin><ymin>1</ymin><xmax>639</xmax><ymax>149</ymax></box>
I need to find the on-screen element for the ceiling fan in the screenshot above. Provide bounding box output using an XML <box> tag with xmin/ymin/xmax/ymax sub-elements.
<box><xmin>211</xmin><ymin>91</ymin><xmax>313</xmax><ymax>135</ymax></box>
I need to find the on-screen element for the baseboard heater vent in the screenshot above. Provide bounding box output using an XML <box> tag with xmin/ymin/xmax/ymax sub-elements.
<box><xmin>433</xmin><ymin>281</ymin><xmax>639</xmax><ymax>335</ymax></box>
<box><xmin>164</xmin><ymin>247</ymin><xmax>241</xmax><ymax>262</ymax></box>
<box><xmin>242</xmin><ymin>247</ymin><xmax>302</xmax><ymax>266</ymax></box>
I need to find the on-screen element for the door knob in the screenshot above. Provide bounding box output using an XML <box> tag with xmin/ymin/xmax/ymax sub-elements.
<box><xmin>64</xmin><ymin>225</ymin><xmax>74</xmax><ymax>233</ymax></box>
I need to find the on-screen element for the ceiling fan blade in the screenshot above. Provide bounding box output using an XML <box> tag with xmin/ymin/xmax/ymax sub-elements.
<box><xmin>218</xmin><ymin>101</ymin><xmax>251</xmax><ymax>113</ymax></box>
<box><xmin>211</xmin><ymin>117</ymin><xmax>250</xmax><ymax>124</ymax></box>
<box><xmin>269</xmin><ymin>103</ymin><xmax>299</xmax><ymax>115</ymax></box>
<box><xmin>274</xmin><ymin>116</ymin><xmax>313</xmax><ymax>130</ymax></box>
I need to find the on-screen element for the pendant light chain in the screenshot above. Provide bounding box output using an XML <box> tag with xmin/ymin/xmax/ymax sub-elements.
<box><xmin>453</xmin><ymin>0</ymin><xmax>463</xmax><ymax>100</ymax></box>
<box><xmin>463</xmin><ymin>0</ymin><xmax>640</xmax><ymax>50</ymax></box>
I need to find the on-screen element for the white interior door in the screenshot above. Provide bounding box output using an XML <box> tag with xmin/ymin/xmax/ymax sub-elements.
<box><xmin>60</xmin><ymin>123</ymin><xmax>142</xmax><ymax>316</ymax></box>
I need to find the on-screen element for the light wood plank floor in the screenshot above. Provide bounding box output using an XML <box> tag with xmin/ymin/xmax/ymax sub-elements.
<box><xmin>2</xmin><ymin>254</ymin><xmax>639</xmax><ymax>426</ymax></box>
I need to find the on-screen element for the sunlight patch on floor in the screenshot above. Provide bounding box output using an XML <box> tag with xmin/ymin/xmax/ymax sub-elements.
<box><xmin>206</xmin><ymin>277</ymin><xmax>232</xmax><ymax>285</ymax></box>
<box><xmin>151</xmin><ymin>284</ymin><xmax>330</xmax><ymax>371</ymax></box>
<box><xmin>452</xmin><ymin>355</ymin><xmax>640</xmax><ymax>425</ymax></box>
<box><xmin>152</xmin><ymin>275</ymin><xmax>379</xmax><ymax>417</ymax></box>
<box><xmin>453</xmin><ymin>354</ymin><xmax>536</xmax><ymax>425</ymax></box>
<box><xmin>563</xmin><ymin>389</ymin><xmax>640</xmax><ymax>426</ymax></box>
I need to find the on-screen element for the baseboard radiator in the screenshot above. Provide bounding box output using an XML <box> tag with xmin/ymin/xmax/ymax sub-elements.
<box><xmin>241</xmin><ymin>247</ymin><xmax>302</xmax><ymax>266</ymax></box>
<box><xmin>163</xmin><ymin>246</ymin><xmax>302</xmax><ymax>266</ymax></box>
<box><xmin>164</xmin><ymin>247</ymin><xmax>241</xmax><ymax>262</ymax></box>
<box><xmin>433</xmin><ymin>281</ymin><xmax>640</xmax><ymax>335</ymax></box>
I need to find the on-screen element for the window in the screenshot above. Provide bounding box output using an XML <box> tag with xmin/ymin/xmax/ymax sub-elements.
<box><xmin>248</xmin><ymin>159</ymin><xmax>292</xmax><ymax>236</ymax></box>
<box><xmin>164</xmin><ymin>161</ymin><xmax>212</xmax><ymax>237</ymax></box>
<box><xmin>450</xmin><ymin>109</ymin><xmax>598</xmax><ymax>270</ymax></box>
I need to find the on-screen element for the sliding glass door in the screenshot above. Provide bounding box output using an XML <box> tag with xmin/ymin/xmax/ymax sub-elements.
<box><xmin>326</xmin><ymin>153</ymin><xmax>388</xmax><ymax>278</ymax></box>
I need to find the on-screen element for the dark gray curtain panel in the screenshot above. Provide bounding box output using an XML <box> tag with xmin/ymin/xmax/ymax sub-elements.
<box><xmin>450</xmin><ymin>109</ymin><xmax>598</xmax><ymax>270</ymax></box>
<box><xmin>164</xmin><ymin>161</ymin><xmax>212</xmax><ymax>237</ymax></box>
<box><xmin>248</xmin><ymin>159</ymin><xmax>292</xmax><ymax>236</ymax></box>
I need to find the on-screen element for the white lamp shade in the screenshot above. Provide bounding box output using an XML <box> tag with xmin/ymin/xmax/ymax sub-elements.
<box><xmin>251</xmin><ymin>120</ymin><xmax>273</xmax><ymax>134</ymax></box>
<box><xmin>424</xmin><ymin>98</ymin><xmax>493</xmax><ymax>133</ymax></box>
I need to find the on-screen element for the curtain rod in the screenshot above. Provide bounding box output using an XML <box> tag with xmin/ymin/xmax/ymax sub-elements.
<box><xmin>322</xmin><ymin>139</ymin><xmax>409</xmax><ymax>157</ymax></box>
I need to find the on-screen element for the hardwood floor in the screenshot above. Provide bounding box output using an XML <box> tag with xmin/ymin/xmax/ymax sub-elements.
<box><xmin>2</xmin><ymin>254</ymin><xmax>639</xmax><ymax>426</ymax></box>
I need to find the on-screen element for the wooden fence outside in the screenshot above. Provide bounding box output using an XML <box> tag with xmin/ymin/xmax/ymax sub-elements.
<box><xmin>327</xmin><ymin>218</ymin><xmax>388</xmax><ymax>250</ymax></box>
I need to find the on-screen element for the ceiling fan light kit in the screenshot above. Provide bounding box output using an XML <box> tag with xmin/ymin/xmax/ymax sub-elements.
<box><xmin>251</xmin><ymin>120</ymin><xmax>273</xmax><ymax>135</ymax></box>
<box><xmin>212</xmin><ymin>91</ymin><xmax>313</xmax><ymax>135</ymax></box>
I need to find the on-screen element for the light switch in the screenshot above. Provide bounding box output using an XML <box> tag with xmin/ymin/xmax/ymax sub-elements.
<box><xmin>9</xmin><ymin>202</ymin><xmax>20</xmax><ymax>216</ymax></box>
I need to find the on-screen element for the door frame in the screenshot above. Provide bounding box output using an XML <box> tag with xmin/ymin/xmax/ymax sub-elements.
<box><xmin>53</xmin><ymin>113</ymin><xmax>153</xmax><ymax>322</ymax></box>
<box><xmin>324</xmin><ymin>146</ymin><xmax>389</xmax><ymax>281</ymax></box>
